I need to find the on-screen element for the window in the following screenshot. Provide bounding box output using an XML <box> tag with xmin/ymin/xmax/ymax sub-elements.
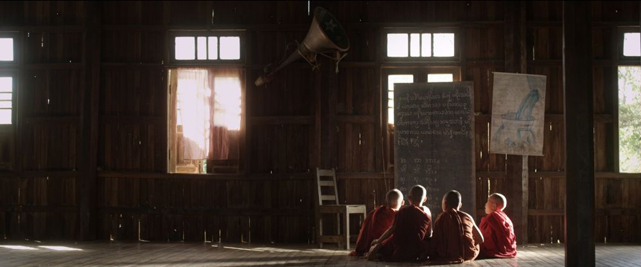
<box><xmin>386</xmin><ymin>68</ymin><xmax>458</xmax><ymax>125</ymax></box>
<box><xmin>0</xmin><ymin>34</ymin><xmax>16</xmax><ymax>170</ymax></box>
<box><xmin>383</xmin><ymin>68</ymin><xmax>459</xmax><ymax>172</ymax></box>
<box><xmin>623</xmin><ymin>32</ymin><xmax>640</xmax><ymax>57</ymax></box>
<box><xmin>0</xmin><ymin>38</ymin><xmax>14</xmax><ymax>61</ymax></box>
<box><xmin>386</xmin><ymin>31</ymin><xmax>456</xmax><ymax>58</ymax></box>
<box><xmin>0</xmin><ymin>76</ymin><xmax>12</xmax><ymax>125</ymax></box>
<box><xmin>387</xmin><ymin>75</ymin><xmax>413</xmax><ymax>125</ymax></box>
<box><xmin>618</xmin><ymin>31</ymin><xmax>640</xmax><ymax>173</ymax></box>
<box><xmin>427</xmin><ymin>73</ymin><xmax>454</xmax><ymax>83</ymax></box>
<box><xmin>170</xmin><ymin>32</ymin><xmax>243</xmax><ymax>63</ymax></box>
<box><xmin>168</xmin><ymin>68</ymin><xmax>244</xmax><ymax>174</ymax></box>
<box><xmin>618</xmin><ymin>65</ymin><xmax>641</xmax><ymax>173</ymax></box>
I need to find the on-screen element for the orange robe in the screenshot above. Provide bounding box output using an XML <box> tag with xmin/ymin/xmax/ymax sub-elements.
<box><xmin>379</xmin><ymin>205</ymin><xmax>432</xmax><ymax>262</ymax></box>
<box><xmin>479</xmin><ymin>210</ymin><xmax>517</xmax><ymax>258</ymax></box>
<box><xmin>349</xmin><ymin>205</ymin><xmax>396</xmax><ymax>256</ymax></box>
<box><xmin>427</xmin><ymin>209</ymin><xmax>480</xmax><ymax>264</ymax></box>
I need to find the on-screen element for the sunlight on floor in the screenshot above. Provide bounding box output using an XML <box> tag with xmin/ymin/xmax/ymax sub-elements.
<box><xmin>38</xmin><ymin>246</ymin><xmax>83</xmax><ymax>251</ymax></box>
<box><xmin>0</xmin><ymin>245</ymin><xmax>38</xmax><ymax>250</ymax></box>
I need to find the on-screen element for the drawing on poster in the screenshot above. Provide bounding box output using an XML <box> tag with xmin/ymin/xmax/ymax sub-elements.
<box><xmin>490</xmin><ymin>72</ymin><xmax>547</xmax><ymax>156</ymax></box>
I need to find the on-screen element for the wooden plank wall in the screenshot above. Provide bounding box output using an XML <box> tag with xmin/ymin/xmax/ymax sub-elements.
<box><xmin>0</xmin><ymin>1</ymin><xmax>84</xmax><ymax>240</ymax></box>
<box><xmin>0</xmin><ymin>1</ymin><xmax>639</xmax><ymax>244</ymax></box>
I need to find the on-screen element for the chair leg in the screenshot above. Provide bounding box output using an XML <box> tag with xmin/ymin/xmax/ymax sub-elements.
<box><xmin>336</xmin><ymin>214</ymin><xmax>341</xmax><ymax>248</ymax></box>
<box><xmin>318</xmin><ymin>215</ymin><xmax>323</xmax><ymax>249</ymax></box>
<box><xmin>344</xmin><ymin>212</ymin><xmax>350</xmax><ymax>250</ymax></box>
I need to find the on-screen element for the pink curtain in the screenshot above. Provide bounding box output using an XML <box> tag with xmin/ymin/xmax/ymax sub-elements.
<box><xmin>176</xmin><ymin>69</ymin><xmax>211</xmax><ymax>160</ymax></box>
<box><xmin>209</xmin><ymin>68</ymin><xmax>242</xmax><ymax>161</ymax></box>
<box><xmin>175</xmin><ymin>68</ymin><xmax>242</xmax><ymax>162</ymax></box>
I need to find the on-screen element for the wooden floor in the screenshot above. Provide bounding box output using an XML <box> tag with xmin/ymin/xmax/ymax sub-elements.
<box><xmin>0</xmin><ymin>241</ymin><xmax>639</xmax><ymax>267</ymax></box>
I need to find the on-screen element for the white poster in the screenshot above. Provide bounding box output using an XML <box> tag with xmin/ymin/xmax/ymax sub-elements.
<box><xmin>490</xmin><ymin>72</ymin><xmax>547</xmax><ymax>156</ymax></box>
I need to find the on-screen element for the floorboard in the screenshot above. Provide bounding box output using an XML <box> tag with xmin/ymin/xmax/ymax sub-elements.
<box><xmin>0</xmin><ymin>241</ymin><xmax>638</xmax><ymax>266</ymax></box>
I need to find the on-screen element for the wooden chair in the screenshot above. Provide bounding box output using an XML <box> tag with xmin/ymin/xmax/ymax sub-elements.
<box><xmin>314</xmin><ymin>168</ymin><xmax>367</xmax><ymax>250</ymax></box>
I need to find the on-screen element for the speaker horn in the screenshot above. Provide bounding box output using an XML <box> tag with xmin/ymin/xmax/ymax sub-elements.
<box><xmin>255</xmin><ymin>7</ymin><xmax>349</xmax><ymax>87</ymax></box>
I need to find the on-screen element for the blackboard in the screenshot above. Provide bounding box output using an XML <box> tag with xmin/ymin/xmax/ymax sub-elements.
<box><xmin>394</xmin><ymin>82</ymin><xmax>475</xmax><ymax>219</ymax></box>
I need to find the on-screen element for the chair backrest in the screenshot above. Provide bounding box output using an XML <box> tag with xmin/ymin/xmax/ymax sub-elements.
<box><xmin>315</xmin><ymin>168</ymin><xmax>339</xmax><ymax>206</ymax></box>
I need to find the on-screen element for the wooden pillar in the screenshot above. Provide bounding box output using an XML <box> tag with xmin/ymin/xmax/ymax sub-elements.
<box><xmin>321</xmin><ymin>62</ymin><xmax>338</xmax><ymax>169</ymax></box>
<box><xmin>563</xmin><ymin>2</ymin><xmax>594</xmax><ymax>266</ymax></box>
<box><xmin>79</xmin><ymin>1</ymin><xmax>101</xmax><ymax>241</ymax></box>
<box><xmin>312</xmin><ymin>70</ymin><xmax>322</xmax><ymax>168</ymax></box>
<box><xmin>505</xmin><ymin>0</ymin><xmax>528</xmax><ymax>245</ymax></box>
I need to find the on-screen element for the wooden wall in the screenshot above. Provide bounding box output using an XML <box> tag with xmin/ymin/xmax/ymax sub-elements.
<box><xmin>0</xmin><ymin>1</ymin><xmax>639</xmax><ymax>244</ymax></box>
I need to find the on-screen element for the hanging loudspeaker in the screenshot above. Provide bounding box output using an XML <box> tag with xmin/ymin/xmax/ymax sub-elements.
<box><xmin>255</xmin><ymin>7</ymin><xmax>349</xmax><ymax>86</ymax></box>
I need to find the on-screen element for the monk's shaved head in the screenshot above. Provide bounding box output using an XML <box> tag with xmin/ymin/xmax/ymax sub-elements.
<box><xmin>443</xmin><ymin>190</ymin><xmax>462</xmax><ymax>209</ymax></box>
<box><xmin>386</xmin><ymin>189</ymin><xmax>403</xmax><ymax>209</ymax></box>
<box><xmin>408</xmin><ymin>185</ymin><xmax>427</xmax><ymax>204</ymax></box>
<box><xmin>489</xmin><ymin>193</ymin><xmax>507</xmax><ymax>210</ymax></box>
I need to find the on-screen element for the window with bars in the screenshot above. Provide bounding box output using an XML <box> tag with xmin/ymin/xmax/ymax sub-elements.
<box><xmin>0</xmin><ymin>35</ymin><xmax>15</xmax><ymax>125</ymax></box>
<box><xmin>170</xmin><ymin>32</ymin><xmax>243</xmax><ymax>63</ymax></box>
<box><xmin>386</xmin><ymin>32</ymin><xmax>456</xmax><ymax>58</ymax></box>
<box><xmin>0</xmin><ymin>76</ymin><xmax>12</xmax><ymax>125</ymax></box>
<box><xmin>386</xmin><ymin>69</ymin><xmax>459</xmax><ymax>125</ymax></box>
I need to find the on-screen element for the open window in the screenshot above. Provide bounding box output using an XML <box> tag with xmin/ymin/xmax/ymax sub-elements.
<box><xmin>618</xmin><ymin>31</ymin><xmax>640</xmax><ymax>173</ymax></box>
<box><xmin>167</xmin><ymin>68</ymin><xmax>244</xmax><ymax>174</ymax></box>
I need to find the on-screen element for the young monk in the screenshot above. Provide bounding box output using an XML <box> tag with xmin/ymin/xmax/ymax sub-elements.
<box><xmin>479</xmin><ymin>193</ymin><xmax>517</xmax><ymax>258</ymax></box>
<box><xmin>427</xmin><ymin>190</ymin><xmax>483</xmax><ymax>264</ymax></box>
<box><xmin>349</xmin><ymin>189</ymin><xmax>404</xmax><ymax>256</ymax></box>
<box><xmin>367</xmin><ymin>185</ymin><xmax>432</xmax><ymax>262</ymax></box>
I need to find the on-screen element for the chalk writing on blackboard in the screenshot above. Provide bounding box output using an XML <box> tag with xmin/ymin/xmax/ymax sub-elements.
<box><xmin>394</xmin><ymin>82</ymin><xmax>476</xmax><ymax>219</ymax></box>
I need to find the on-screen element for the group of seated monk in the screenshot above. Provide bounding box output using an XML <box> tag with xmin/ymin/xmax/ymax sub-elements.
<box><xmin>349</xmin><ymin>185</ymin><xmax>517</xmax><ymax>264</ymax></box>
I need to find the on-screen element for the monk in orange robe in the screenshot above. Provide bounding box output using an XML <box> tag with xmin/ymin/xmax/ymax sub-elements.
<box><xmin>349</xmin><ymin>189</ymin><xmax>404</xmax><ymax>256</ymax></box>
<box><xmin>479</xmin><ymin>193</ymin><xmax>517</xmax><ymax>258</ymax></box>
<box><xmin>367</xmin><ymin>185</ymin><xmax>432</xmax><ymax>262</ymax></box>
<box><xmin>426</xmin><ymin>190</ymin><xmax>483</xmax><ymax>264</ymax></box>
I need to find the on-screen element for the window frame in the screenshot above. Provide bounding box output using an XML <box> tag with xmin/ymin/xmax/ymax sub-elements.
<box><xmin>618</xmin><ymin>27</ymin><xmax>641</xmax><ymax>60</ymax></box>
<box><xmin>0</xmin><ymin>70</ymin><xmax>16</xmax><ymax>170</ymax></box>
<box><xmin>382</xmin><ymin>66</ymin><xmax>461</xmax><ymax>172</ymax></box>
<box><xmin>0</xmin><ymin>32</ymin><xmax>20</xmax><ymax>67</ymax></box>
<box><xmin>381</xmin><ymin>28</ymin><xmax>461</xmax><ymax>63</ymax></box>
<box><xmin>167</xmin><ymin>30</ymin><xmax>246</xmax><ymax>67</ymax></box>
<box><xmin>0</xmin><ymin>71</ymin><xmax>16</xmax><ymax>126</ymax></box>
<box><xmin>166</xmin><ymin>67</ymin><xmax>246</xmax><ymax>175</ymax></box>
<box><xmin>613</xmin><ymin>26</ymin><xmax>641</xmax><ymax>174</ymax></box>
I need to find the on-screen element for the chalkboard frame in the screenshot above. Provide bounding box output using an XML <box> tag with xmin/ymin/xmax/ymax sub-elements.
<box><xmin>393</xmin><ymin>82</ymin><xmax>476</xmax><ymax>219</ymax></box>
